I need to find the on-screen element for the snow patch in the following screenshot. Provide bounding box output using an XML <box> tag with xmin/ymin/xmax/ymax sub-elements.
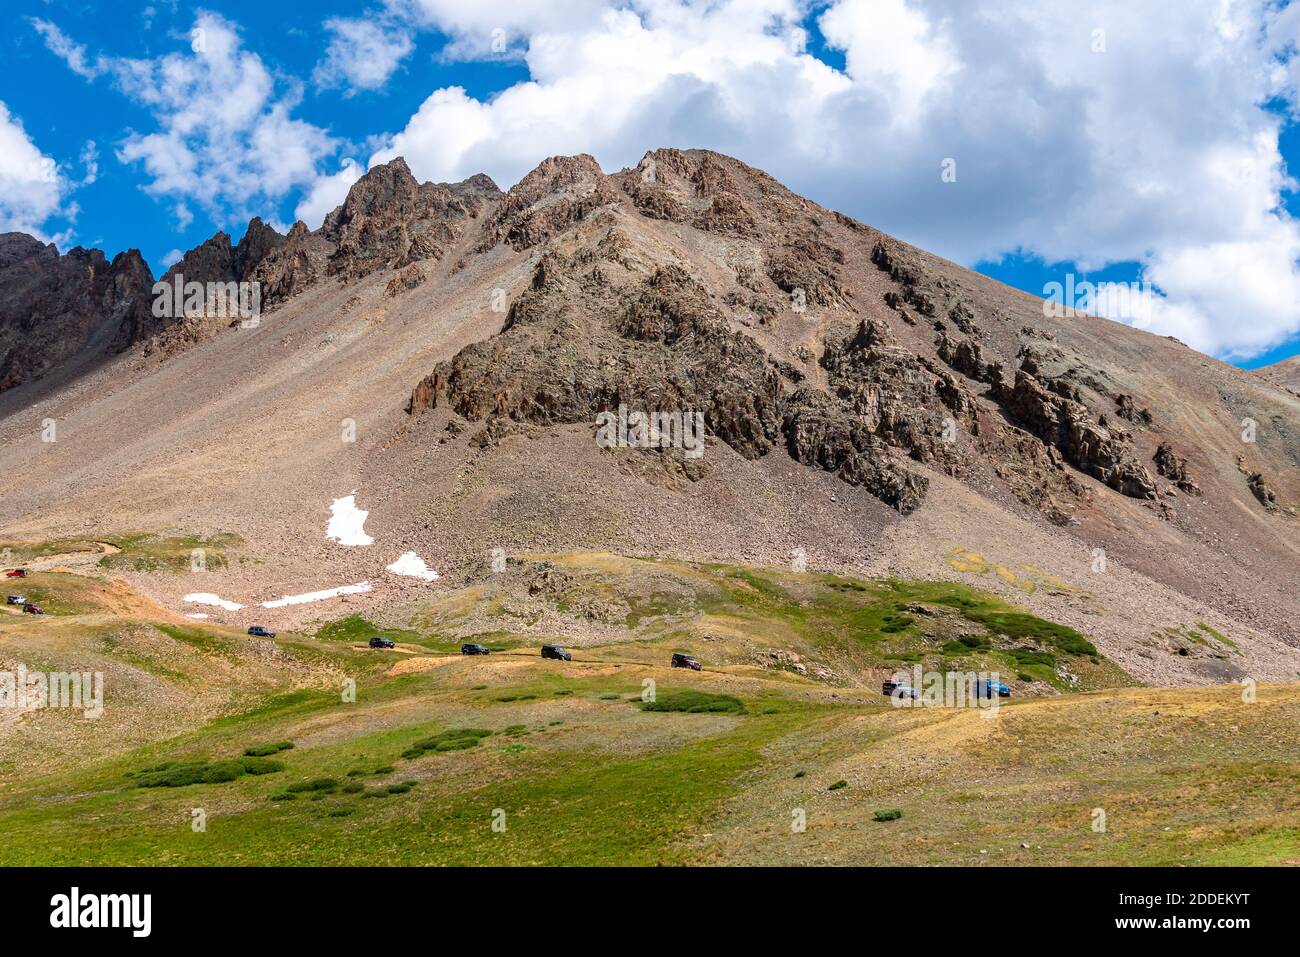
<box><xmin>385</xmin><ymin>551</ymin><xmax>439</xmax><ymax>582</ymax></box>
<box><xmin>183</xmin><ymin>593</ymin><xmax>244</xmax><ymax>611</ymax></box>
<box><xmin>260</xmin><ymin>581</ymin><xmax>372</xmax><ymax>608</ymax></box>
<box><xmin>327</xmin><ymin>492</ymin><xmax>373</xmax><ymax>546</ymax></box>
<box><xmin>186</xmin><ymin>613</ymin><xmax>209</xmax><ymax>620</ymax></box>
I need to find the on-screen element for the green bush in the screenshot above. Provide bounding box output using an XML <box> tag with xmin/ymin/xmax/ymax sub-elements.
<box><xmin>402</xmin><ymin>728</ymin><xmax>494</xmax><ymax>760</ymax></box>
<box><xmin>128</xmin><ymin>756</ymin><xmax>283</xmax><ymax>788</ymax></box>
<box><xmin>328</xmin><ymin>808</ymin><xmax>354</xmax><ymax>817</ymax></box>
<box><xmin>341</xmin><ymin>782</ymin><xmax>364</xmax><ymax>794</ymax></box>
<box><xmin>828</xmin><ymin>780</ymin><xmax>849</xmax><ymax>791</ymax></box>
<box><xmin>639</xmin><ymin>691</ymin><xmax>745</xmax><ymax>714</ymax></box>
<box><xmin>794</xmin><ymin>770</ymin><xmax>807</xmax><ymax>779</ymax></box>
<box><xmin>240</xmin><ymin>757</ymin><xmax>285</xmax><ymax>776</ymax></box>
<box><xmin>269</xmin><ymin>792</ymin><xmax>296</xmax><ymax>801</ymax></box>
<box><xmin>286</xmin><ymin>777</ymin><xmax>338</xmax><ymax>793</ymax></box>
<box><xmin>243</xmin><ymin>741</ymin><xmax>294</xmax><ymax>757</ymax></box>
<box><xmin>874</xmin><ymin>808</ymin><xmax>903</xmax><ymax>821</ymax></box>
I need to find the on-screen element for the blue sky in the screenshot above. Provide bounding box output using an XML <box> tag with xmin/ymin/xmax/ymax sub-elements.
<box><xmin>2</xmin><ymin>0</ymin><xmax>1298</xmax><ymax>368</ymax></box>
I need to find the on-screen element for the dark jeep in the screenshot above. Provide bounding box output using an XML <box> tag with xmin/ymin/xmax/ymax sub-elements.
<box><xmin>369</xmin><ymin>636</ymin><xmax>396</xmax><ymax>649</ymax></box>
<box><xmin>461</xmin><ymin>643</ymin><xmax>491</xmax><ymax>656</ymax></box>
<box><xmin>671</xmin><ymin>653</ymin><xmax>702</xmax><ymax>671</ymax></box>
<box><xmin>540</xmin><ymin>644</ymin><xmax>572</xmax><ymax>662</ymax></box>
<box><xmin>247</xmin><ymin>626</ymin><xmax>276</xmax><ymax>638</ymax></box>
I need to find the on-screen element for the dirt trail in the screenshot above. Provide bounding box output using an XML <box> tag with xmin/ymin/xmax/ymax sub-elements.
<box><xmin>2</xmin><ymin>541</ymin><xmax>120</xmax><ymax>573</ymax></box>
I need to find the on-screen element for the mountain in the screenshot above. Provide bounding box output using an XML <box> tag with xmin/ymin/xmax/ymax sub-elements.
<box><xmin>1253</xmin><ymin>354</ymin><xmax>1300</xmax><ymax>396</ymax></box>
<box><xmin>0</xmin><ymin>148</ymin><xmax>1296</xmax><ymax>691</ymax></box>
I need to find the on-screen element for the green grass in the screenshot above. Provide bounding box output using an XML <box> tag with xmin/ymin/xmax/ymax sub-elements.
<box><xmin>639</xmin><ymin>691</ymin><xmax>746</xmax><ymax>714</ymax></box>
<box><xmin>127</xmin><ymin>757</ymin><xmax>284</xmax><ymax>788</ymax></box>
<box><xmin>244</xmin><ymin>741</ymin><xmax>295</xmax><ymax>757</ymax></box>
<box><xmin>315</xmin><ymin>614</ymin><xmax>421</xmax><ymax>645</ymax></box>
<box><xmin>98</xmin><ymin>532</ymin><xmax>243</xmax><ymax>573</ymax></box>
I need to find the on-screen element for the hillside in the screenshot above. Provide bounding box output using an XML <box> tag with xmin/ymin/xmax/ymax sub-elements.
<box><xmin>0</xmin><ymin>553</ymin><xmax>1296</xmax><ymax>866</ymax></box>
<box><xmin>0</xmin><ymin>148</ymin><xmax>1294</xmax><ymax>691</ymax></box>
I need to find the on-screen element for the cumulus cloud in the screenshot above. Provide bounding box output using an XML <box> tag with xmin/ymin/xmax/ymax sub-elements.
<box><xmin>0</xmin><ymin>101</ymin><xmax>69</xmax><ymax>240</ymax></box>
<box><xmin>36</xmin><ymin>12</ymin><xmax>339</xmax><ymax>232</ymax></box>
<box><xmin>313</xmin><ymin>16</ymin><xmax>415</xmax><ymax>94</ymax></box>
<box><xmin>363</xmin><ymin>0</ymin><xmax>1300</xmax><ymax>360</ymax></box>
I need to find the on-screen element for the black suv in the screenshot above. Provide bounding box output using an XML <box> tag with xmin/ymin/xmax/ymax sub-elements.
<box><xmin>540</xmin><ymin>644</ymin><xmax>572</xmax><ymax>661</ymax></box>
<box><xmin>247</xmin><ymin>626</ymin><xmax>276</xmax><ymax>638</ymax></box>
<box><xmin>671</xmin><ymin>653</ymin><xmax>702</xmax><ymax>671</ymax></box>
<box><xmin>461</xmin><ymin>643</ymin><xmax>490</xmax><ymax>656</ymax></box>
<box><xmin>369</xmin><ymin>636</ymin><xmax>396</xmax><ymax>649</ymax></box>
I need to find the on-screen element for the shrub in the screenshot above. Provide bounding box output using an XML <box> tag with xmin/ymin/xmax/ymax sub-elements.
<box><xmin>128</xmin><ymin>756</ymin><xmax>283</xmax><ymax>788</ymax></box>
<box><xmin>286</xmin><ymin>777</ymin><xmax>338</xmax><ymax>793</ymax></box>
<box><xmin>874</xmin><ymin>808</ymin><xmax>903</xmax><ymax>821</ymax></box>
<box><xmin>386</xmin><ymin>783</ymin><xmax>413</xmax><ymax>794</ymax></box>
<box><xmin>269</xmin><ymin>792</ymin><xmax>296</xmax><ymax>801</ymax></box>
<box><xmin>828</xmin><ymin>780</ymin><xmax>848</xmax><ymax>791</ymax></box>
<box><xmin>402</xmin><ymin>728</ymin><xmax>494</xmax><ymax>760</ymax></box>
<box><xmin>341</xmin><ymin>782</ymin><xmax>364</xmax><ymax>794</ymax></box>
<box><xmin>794</xmin><ymin>770</ymin><xmax>807</xmax><ymax>779</ymax></box>
<box><xmin>240</xmin><ymin>757</ymin><xmax>285</xmax><ymax>776</ymax></box>
<box><xmin>328</xmin><ymin>808</ymin><xmax>354</xmax><ymax>817</ymax></box>
<box><xmin>244</xmin><ymin>741</ymin><xmax>294</xmax><ymax>757</ymax></box>
<box><xmin>639</xmin><ymin>691</ymin><xmax>745</xmax><ymax>714</ymax></box>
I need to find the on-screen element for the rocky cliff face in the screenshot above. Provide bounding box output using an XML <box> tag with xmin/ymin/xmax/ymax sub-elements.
<box><xmin>0</xmin><ymin>233</ymin><xmax>158</xmax><ymax>392</ymax></box>
<box><xmin>323</xmin><ymin>158</ymin><xmax>499</xmax><ymax>279</ymax></box>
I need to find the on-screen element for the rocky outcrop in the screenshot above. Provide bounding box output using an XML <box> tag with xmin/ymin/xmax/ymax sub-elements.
<box><xmin>409</xmin><ymin>245</ymin><xmax>930</xmax><ymax>512</ymax></box>
<box><xmin>1247</xmin><ymin>471</ymin><xmax>1279</xmax><ymax>511</ymax></box>
<box><xmin>936</xmin><ymin>332</ymin><xmax>992</xmax><ymax>382</ymax></box>
<box><xmin>1153</xmin><ymin>442</ymin><xmax>1202</xmax><ymax>495</ymax></box>
<box><xmin>248</xmin><ymin>221</ymin><xmax>335</xmax><ymax>307</ymax></box>
<box><xmin>233</xmin><ymin>217</ymin><xmax>284</xmax><ymax>278</ymax></box>
<box><xmin>0</xmin><ymin>234</ymin><xmax>158</xmax><ymax>392</ymax></box>
<box><xmin>322</xmin><ymin>158</ymin><xmax>497</xmax><ymax>280</ymax></box>
<box><xmin>477</xmin><ymin>155</ymin><xmax>618</xmax><ymax>252</ymax></box>
<box><xmin>993</xmin><ymin>364</ymin><xmax>1158</xmax><ymax>499</ymax></box>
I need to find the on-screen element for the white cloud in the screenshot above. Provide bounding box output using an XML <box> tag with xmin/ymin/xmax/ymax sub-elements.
<box><xmin>314</xmin><ymin>17</ymin><xmax>414</xmax><ymax>94</ymax></box>
<box><xmin>79</xmin><ymin>141</ymin><xmax>99</xmax><ymax>185</ymax></box>
<box><xmin>295</xmin><ymin>158</ymin><xmax>363</xmax><ymax>228</ymax></box>
<box><xmin>30</xmin><ymin>18</ymin><xmax>106</xmax><ymax>79</ymax></box>
<box><xmin>360</xmin><ymin>0</ymin><xmax>1300</xmax><ymax>360</ymax></box>
<box><xmin>0</xmin><ymin>100</ymin><xmax>69</xmax><ymax>240</ymax></box>
<box><xmin>36</xmin><ymin>12</ymin><xmax>339</xmax><ymax>232</ymax></box>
